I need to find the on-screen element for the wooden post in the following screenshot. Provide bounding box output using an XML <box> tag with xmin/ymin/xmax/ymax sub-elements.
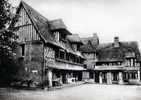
<box><xmin>99</xmin><ymin>72</ymin><xmax>102</xmax><ymax>84</ymax></box>
<box><xmin>93</xmin><ymin>72</ymin><xmax>95</xmax><ymax>83</ymax></box>
<box><xmin>138</xmin><ymin>70</ymin><xmax>140</xmax><ymax>81</ymax></box>
<box><xmin>47</xmin><ymin>69</ymin><xmax>52</xmax><ymax>88</ymax></box>
<box><xmin>107</xmin><ymin>72</ymin><xmax>112</xmax><ymax>84</ymax></box>
<box><xmin>129</xmin><ymin>73</ymin><xmax>132</xmax><ymax>79</ymax></box>
<box><xmin>118</xmin><ymin>72</ymin><xmax>123</xmax><ymax>84</ymax></box>
<box><xmin>126</xmin><ymin>72</ymin><xmax>128</xmax><ymax>80</ymax></box>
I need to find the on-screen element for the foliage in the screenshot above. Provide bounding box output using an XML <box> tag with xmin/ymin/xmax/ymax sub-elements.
<box><xmin>0</xmin><ymin>0</ymin><xmax>19</xmax><ymax>86</ymax></box>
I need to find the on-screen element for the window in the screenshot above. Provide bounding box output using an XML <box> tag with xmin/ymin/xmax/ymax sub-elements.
<box><xmin>59</xmin><ymin>33</ymin><xmax>66</xmax><ymax>41</ymax></box>
<box><xmin>66</xmin><ymin>53</ymin><xmax>69</xmax><ymax>60</ymax></box>
<box><xmin>125</xmin><ymin>58</ymin><xmax>135</xmax><ymax>67</ymax></box>
<box><xmin>125</xmin><ymin>52</ymin><xmax>135</xmax><ymax>58</ymax></box>
<box><xmin>69</xmin><ymin>54</ymin><xmax>74</xmax><ymax>62</ymax></box>
<box><xmin>55</xmin><ymin>50</ymin><xmax>59</xmax><ymax>58</ymax></box>
<box><xmin>59</xmin><ymin>50</ymin><xmax>65</xmax><ymax>59</ymax></box>
<box><xmin>70</xmin><ymin>55</ymin><xmax>75</xmax><ymax>62</ymax></box>
<box><xmin>21</xmin><ymin>44</ymin><xmax>25</xmax><ymax>56</ymax></box>
<box><xmin>76</xmin><ymin>57</ymin><xmax>80</xmax><ymax>64</ymax></box>
<box><xmin>54</xmin><ymin>31</ymin><xmax>59</xmax><ymax>41</ymax></box>
<box><xmin>72</xmin><ymin>44</ymin><xmax>77</xmax><ymax>51</ymax></box>
<box><xmin>131</xmin><ymin>72</ymin><xmax>136</xmax><ymax>79</ymax></box>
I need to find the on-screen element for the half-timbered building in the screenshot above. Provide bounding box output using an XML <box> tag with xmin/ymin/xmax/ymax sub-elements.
<box><xmin>80</xmin><ymin>34</ymin><xmax>141</xmax><ymax>84</ymax></box>
<box><xmin>12</xmin><ymin>1</ymin><xmax>85</xmax><ymax>87</ymax></box>
<box><xmin>11</xmin><ymin>1</ymin><xmax>141</xmax><ymax>86</ymax></box>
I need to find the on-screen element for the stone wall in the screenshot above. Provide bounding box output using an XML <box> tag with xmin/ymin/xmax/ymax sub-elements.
<box><xmin>44</xmin><ymin>46</ymin><xmax>55</xmax><ymax>68</ymax></box>
<box><xmin>25</xmin><ymin>43</ymin><xmax>43</xmax><ymax>83</ymax></box>
<box><xmin>16</xmin><ymin>42</ymin><xmax>44</xmax><ymax>84</ymax></box>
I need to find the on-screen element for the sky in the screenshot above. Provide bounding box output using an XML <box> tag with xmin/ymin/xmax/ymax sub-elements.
<box><xmin>11</xmin><ymin>0</ymin><xmax>141</xmax><ymax>49</ymax></box>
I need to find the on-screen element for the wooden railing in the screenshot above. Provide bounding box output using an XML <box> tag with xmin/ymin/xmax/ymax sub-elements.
<box><xmin>55</xmin><ymin>60</ymin><xmax>85</xmax><ymax>70</ymax></box>
<box><xmin>124</xmin><ymin>67</ymin><xmax>140</xmax><ymax>70</ymax></box>
<box><xmin>95</xmin><ymin>65</ymin><xmax>124</xmax><ymax>70</ymax></box>
<box><xmin>125</xmin><ymin>52</ymin><xmax>135</xmax><ymax>58</ymax></box>
<box><xmin>95</xmin><ymin>65</ymin><xmax>140</xmax><ymax>70</ymax></box>
<box><xmin>55</xmin><ymin>58</ymin><xmax>84</xmax><ymax>66</ymax></box>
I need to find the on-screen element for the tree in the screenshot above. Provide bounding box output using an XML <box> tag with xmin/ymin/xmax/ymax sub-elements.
<box><xmin>0</xmin><ymin>0</ymin><xmax>19</xmax><ymax>86</ymax></box>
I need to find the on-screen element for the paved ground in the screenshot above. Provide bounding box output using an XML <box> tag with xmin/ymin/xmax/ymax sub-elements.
<box><xmin>1</xmin><ymin>84</ymin><xmax>141</xmax><ymax>100</ymax></box>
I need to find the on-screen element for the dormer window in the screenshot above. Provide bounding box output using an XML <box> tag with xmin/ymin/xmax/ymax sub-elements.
<box><xmin>59</xmin><ymin>33</ymin><xmax>66</xmax><ymax>41</ymax></box>
<box><xmin>53</xmin><ymin>31</ymin><xmax>59</xmax><ymax>41</ymax></box>
<box><xmin>72</xmin><ymin>44</ymin><xmax>77</xmax><ymax>51</ymax></box>
<box><xmin>54</xmin><ymin>31</ymin><xmax>67</xmax><ymax>42</ymax></box>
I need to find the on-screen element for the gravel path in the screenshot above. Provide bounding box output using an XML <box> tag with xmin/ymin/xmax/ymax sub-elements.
<box><xmin>0</xmin><ymin>84</ymin><xmax>141</xmax><ymax>100</ymax></box>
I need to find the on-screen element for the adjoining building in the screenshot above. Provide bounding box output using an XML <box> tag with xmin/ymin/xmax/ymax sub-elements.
<box><xmin>80</xmin><ymin>34</ymin><xmax>141</xmax><ymax>84</ymax></box>
<box><xmin>11</xmin><ymin>1</ymin><xmax>86</xmax><ymax>87</ymax></box>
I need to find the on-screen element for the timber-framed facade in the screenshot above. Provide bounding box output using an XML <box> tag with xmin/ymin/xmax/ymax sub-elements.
<box><xmin>80</xmin><ymin>34</ymin><xmax>141</xmax><ymax>84</ymax></box>
<box><xmin>12</xmin><ymin>1</ymin><xmax>141</xmax><ymax>87</ymax></box>
<box><xmin>12</xmin><ymin>1</ymin><xmax>86</xmax><ymax>87</ymax></box>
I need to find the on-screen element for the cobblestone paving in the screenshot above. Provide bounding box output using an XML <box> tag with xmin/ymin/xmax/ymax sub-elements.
<box><xmin>1</xmin><ymin>84</ymin><xmax>141</xmax><ymax>100</ymax></box>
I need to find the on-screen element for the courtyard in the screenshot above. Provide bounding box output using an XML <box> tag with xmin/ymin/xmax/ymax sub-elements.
<box><xmin>1</xmin><ymin>84</ymin><xmax>141</xmax><ymax>100</ymax></box>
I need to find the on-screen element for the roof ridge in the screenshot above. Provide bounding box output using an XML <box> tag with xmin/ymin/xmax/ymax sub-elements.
<box><xmin>18</xmin><ymin>1</ymin><xmax>55</xmax><ymax>43</ymax></box>
<box><xmin>21</xmin><ymin>1</ymin><xmax>48</xmax><ymax>21</ymax></box>
<box><xmin>49</xmin><ymin>18</ymin><xmax>63</xmax><ymax>22</ymax></box>
<box><xmin>21</xmin><ymin>1</ymin><xmax>48</xmax><ymax>42</ymax></box>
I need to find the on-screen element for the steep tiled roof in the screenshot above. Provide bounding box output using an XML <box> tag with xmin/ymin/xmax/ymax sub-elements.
<box><xmin>18</xmin><ymin>1</ymin><xmax>71</xmax><ymax>42</ymax></box>
<box><xmin>19</xmin><ymin>1</ymin><xmax>53</xmax><ymax>42</ymax></box>
<box><xmin>15</xmin><ymin>1</ymin><xmax>84</xmax><ymax>59</ymax></box>
<box><xmin>80</xmin><ymin>33</ymin><xmax>99</xmax><ymax>52</ymax></box>
<box><xmin>81</xmin><ymin>33</ymin><xmax>99</xmax><ymax>45</ymax></box>
<box><xmin>97</xmin><ymin>41</ymin><xmax>141</xmax><ymax>62</ymax></box>
<box><xmin>49</xmin><ymin>19</ymin><xmax>66</xmax><ymax>30</ymax></box>
<box><xmin>67</xmin><ymin>34</ymin><xmax>83</xmax><ymax>44</ymax></box>
<box><xmin>49</xmin><ymin>19</ymin><xmax>72</xmax><ymax>35</ymax></box>
<box><xmin>52</xmin><ymin>40</ymin><xmax>85</xmax><ymax>58</ymax></box>
<box><xmin>80</xmin><ymin>40</ymin><xmax>96</xmax><ymax>52</ymax></box>
<box><xmin>80</xmin><ymin>33</ymin><xmax>141</xmax><ymax>62</ymax></box>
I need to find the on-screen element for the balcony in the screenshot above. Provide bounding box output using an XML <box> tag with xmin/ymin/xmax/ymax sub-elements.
<box><xmin>125</xmin><ymin>52</ymin><xmax>135</xmax><ymax>58</ymax></box>
<box><xmin>94</xmin><ymin>65</ymin><xmax>140</xmax><ymax>71</ymax></box>
<box><xmin>123</xmin><ymin>67</ymin><xmax>140</xmax><ymax>71</ymax></box>
<box><xmin>95</xmin><ymin>65</ymin><xmax>124</xmax><ymax>70</ymax></box>
<box><xmin>55</xmin><ymin>58</ymin><xmax>84</xmax><ymax>66</ymax></box>
<box><xmin>54</xmin><ymin>59</ymin><xmax>85</xmax><ymax>71</ymax></box>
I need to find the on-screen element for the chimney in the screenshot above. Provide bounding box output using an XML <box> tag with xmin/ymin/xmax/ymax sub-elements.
<box><xmin>91</xmin><ymin>33</ymin><xmax>99</xmax><ymax>45</ymax></box>
<box><xmin>114</xmin><ymin>36</ymin><xmax>119</xmax><ymax>47</ymax></box>
<box><xmin>93</xmin><ymin>33</ymin><xmax>97</xmax><ymax>37</ymax></box>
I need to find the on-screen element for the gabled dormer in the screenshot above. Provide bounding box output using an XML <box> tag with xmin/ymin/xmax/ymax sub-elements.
<box><xmin>49</xmin><ymin>19</ymin><xmax>71</xmax><ymax>42</ymax></box>
<box><xmin>67</xmin><ymin>34</ymin><xmax>83</xmax><ymax>51</ymax></box>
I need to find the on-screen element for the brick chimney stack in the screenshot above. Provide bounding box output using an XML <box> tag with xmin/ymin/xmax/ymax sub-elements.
<box><xmin>91</xmin><ymin>33</ymin><xmax>99</xmax><ymax>45</ymax></box>
<box><xmin>114</xmin><ymin>36</ymin><xmax>119</xmax><ymax>47</ymax></box>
